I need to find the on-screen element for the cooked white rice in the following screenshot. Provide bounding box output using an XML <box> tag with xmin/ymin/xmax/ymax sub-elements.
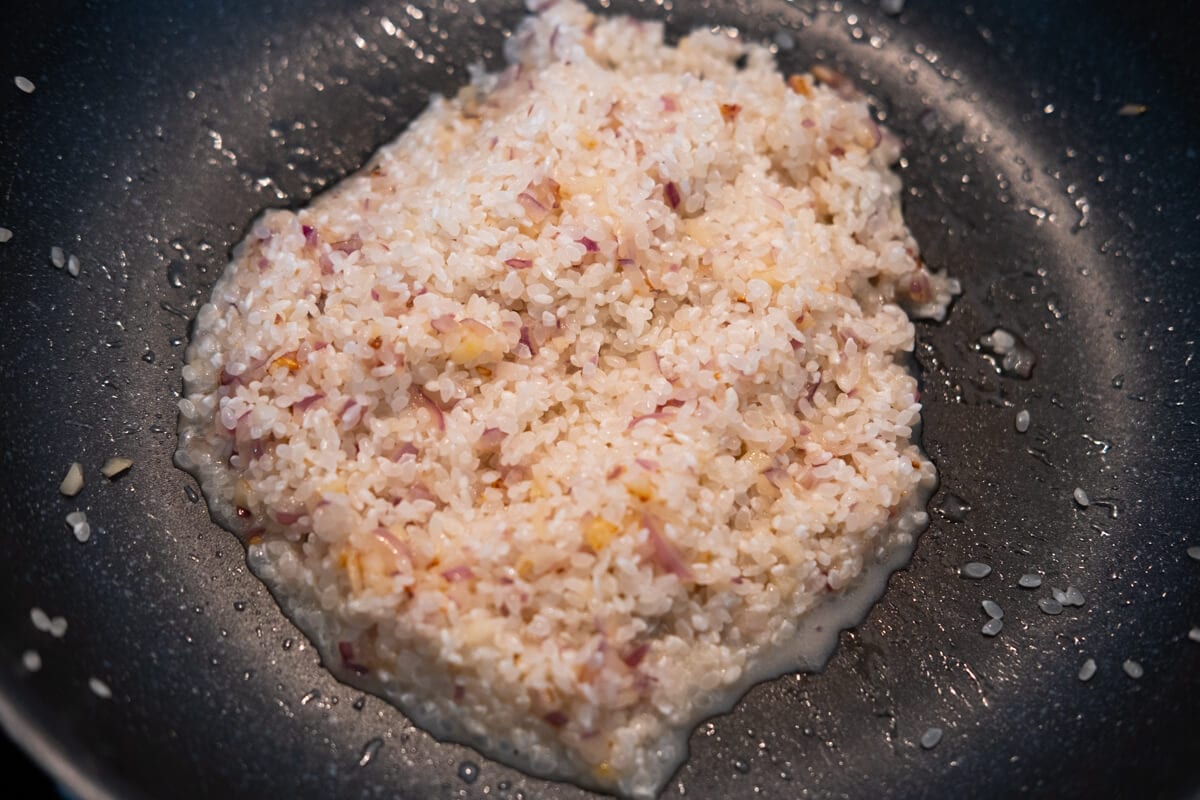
<box><xmin>175</xmin><ymin>2</ymin><xmax>954</xmax><ymax>796</ymax></box>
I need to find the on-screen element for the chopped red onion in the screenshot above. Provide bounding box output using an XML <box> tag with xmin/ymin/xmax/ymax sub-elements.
<box><xmin>478</xmin><ymin>427</ymin><xmax>506</xmax><ymax>448</ymax></box>
<box><xmin>621</xmin><ymin>642</ymin><xmax>650</xmax><ymax>668</ymax></box>
<box><xmin>412</xmin><ymin>388</ymin><xmax>446</xmax><ymax>431</ymax></box>
<box><xmin>543</xmin><ymin>710</ymin><xmax>569</xmax><ymax>728</ymax></box>
<box><xmin>661</xmin><ymin>95</ymin><xmax>678</xmax><ymax>112</ymax></box>
<box><xmin>664</xmin><ymin>181</ymin><xmax>681</xmax><ymax>210</ymax></box>
<box><xmin>388</xmin><ymin>442</ymin><xmax>418</xmax><ymax>461</ymax></box>
<box><xmin>517</xmin><ymin>192</ymin><xmax>548</xmax><ymax>221</ymax></box>
<box><xmin>294</xmin><ymin>393</ymin><xmax>324</xmax><ymax>411</ymax></box>
<box><xmin>407</xmin><ymin>483</ymin><xmax>435</xmax><ymax>503</ymax></box>
<box><xmin>642</xmin><ymin>513</ymin><xmax>693</xmax><ymax>580</ymax></box>
<box><xmin>332</xmin><ymin>234</ymin><xmax>362</xmax><ymax>254</ymax></box>
<box><xmin>505</xmin><ymin>257</ymin><xmax>533</xmax><ymax>269</ymax></box>
<box><xmin>577</xmin><ymin>236</ymin><xmax>599</xmax><ymax>252</ymax></box>
<box><xmin>763</xmin><ymin>468</ymin><xmax>789</xmax><ymax>488</ymax></box>
<box><xmin>635</xmin><ymin>458</ymin><xmax>658</xmax><ymax>471</ymax></box>
<box><xmin>442</xmin><ymin>565</ymin><xmax>475</xmax><ymax>582</ymax></box>
<box><xmin>431</xmin><ymin>314</ymin><xmax>458</xmax><ymax>333</ymax></box>
<box><xmin>338</xmin><ymin>641</ymin><xmax>369</xmax><ymax>675</ymax></box>
<box><xmin>341</xmin><ymin>399</ymin><xmax>364</xmax><ymax>427</ymax></box>
<box><xmin>302</xmin><ymin>224</ymin><xmax>319</xmax><ymax>247</ymax></box>
<box><xmin>519</xmin><ymin>325</ymin><xmax>538</xmax><ymax>357</ymax></box>
<box><xmin>274</xmin><ymin>510</ymin><xmax>303</xmax><ymax>525</ymax></box>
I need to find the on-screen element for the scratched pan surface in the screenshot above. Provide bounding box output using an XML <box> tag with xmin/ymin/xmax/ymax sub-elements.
<box><xmin>1</xmin><ymin>0</ymin><xmax>1198</xmax><ymax>798</ymax></box>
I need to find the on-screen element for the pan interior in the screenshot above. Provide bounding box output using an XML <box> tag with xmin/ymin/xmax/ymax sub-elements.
<box><xmin>0</xmin><ymin>1</ymin><xmax>1197</xmax><ymax>799</ymax></box>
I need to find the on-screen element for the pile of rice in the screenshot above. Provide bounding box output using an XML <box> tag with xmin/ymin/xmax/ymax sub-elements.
<box><xmin>176</xmin><ymin>2</ymin><xmax>955</xmax><ymax>796</ymax></box>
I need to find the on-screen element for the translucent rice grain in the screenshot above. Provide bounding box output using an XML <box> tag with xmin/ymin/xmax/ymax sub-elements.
<box><xmin>1038</xmin><ymin>597</ymin><xmax>1063</xmax><ymax>615</ymax></box>
<box><xmin>919</xmin><ymin>727</ymin><xmax>943</xmax><ymax>749</ymax></box>
<box><xmin>15</xmin><ymin>75</ymin><xmax>35</xmax><ymax>93</ymax></box>
<box><xmin>1122</xmin><ymin>659</ymin><xmax>1143</xmax><ymax>679</ymax></box>
<box><xmin>960</xmin><ymin>562</ymin><xmax>992</xmax><ymax>580</ymax></box>
<box><xmin>1014</xmin><ymin>409</ymin><xmax>1030</xmax><ymax>433</ymax></box>
<box><xmin>30</xmin><ymin>607</ymin><xmax>51</xmax><ymax>632</ymax></box>
<box><xmin>1062</xmin><ymin>586</ymin><xmax>1085</xmax><ymax>607</ymax></box>
<box><xmin>1078</xmin><ymin>658</ymin><xmax>1097</xmax><ymax>681</ymax></box>
<box><xmin>1017</xmin><ymin>574</ymin><xmax>1042</xmax><ymax>589</ymax></box>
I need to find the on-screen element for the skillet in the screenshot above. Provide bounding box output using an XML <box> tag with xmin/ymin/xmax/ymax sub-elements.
<box><xmin>2</xmin><ymin>0</ymin><xmax>1199</xmax><ymax>797</ymax></box>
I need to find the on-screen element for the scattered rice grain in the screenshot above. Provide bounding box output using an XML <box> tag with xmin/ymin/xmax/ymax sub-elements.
<box><xmin>30</xmin><ymin>607</ymin><xmax>51</xmax><ymax>632</ymax></box>
<box><xmin>919</xmin><ymin>727</ymin><xmax>943</xmax><ymax>749</ymax></box>
<box><xmin>22</xmin><ymin>650</ymin><xmax>42</xmax><ymax>672</ymax></box>
<box><xmin>1078</xmin><ymin>658</ymin><xmax>1097</xmax><ymax>681</ymax></box>
<box><xmin>982</xmin><ymin>599</ymin><xmax>1003</xmax><ymax>619</ymax></box>
<box><xmin>0</xmin><ymin>227</ymin><xmax>12</xmax><ymax>243</ymax></box>
<box><xmin>66</xmin><ymin>253</ymin><xmax>81</xmax><ymax>278</ymax></box>
<box><xmin>50</xmin><ymin>246</ymin><xmax>66</xmax><ymax>269</ymax></box>
<box><xmin>1017</xmin><ymin>573</ymin><xmax>1042</xmax><ymax>589</ymax></box>
<box><xmin>1187</xmin><ymin>546</ymin><xmax>1200</xmax><ymax>562</ymax></box>
<box><xmin>101</xmin><ymin>457</ymin><xmax>134</xmax><ymax>478</ymax></box>
<box><xmin>1122</xmin><ymin>659</ymin><xmax>1143</xmax><ymax>679</ymax></box>
<box><xmin>14</xmin><ymin>75</ymin><xmax>35</xmax><ymax>93</ymax></box>
<box><xmin>1038</xmin><ymin>597</ymin><xmax>1063</xmax><ymax>615</ymax></box>
<box><xmin>66</xmin><ymin>510</ymin><xmax>92</xmax><ymax>543</ymax></box>
<box><xmin>88</xmin><ymin>677</ymin><xmax>113</xmax><ymax>699</ymax></box>
<box><xmin>1188</xmin><ymin>627</ymin><xmax>1200</xmax><ymax>643</ymax></box>
<box><xmin>981</xmin><ymin>618</ymin><xmax>1003</xmax><ymax>637</ymax></box>
<box><xmin>960</xmin><ymin>562</ymin><xmax>992</xmax><ymax>580</ymax></box>
<box><xmin>60</xmin><ymin>462</ymin><xmax>84</xmax><ymax>496</ymax></box>
<box><xmin>1014</xmin><ymin>409</ymin><xmax>1030</xmax><ymax>433</ymax></box>
<box><xmin>1072</xmin><ymin>487</ymin><xmax>1090</xmax><ymax>507</ymax></box>
<box><xmin>1062</xmin><ymin>586</ymin><xmax>1085</xmax><ymax>607</ymax></box>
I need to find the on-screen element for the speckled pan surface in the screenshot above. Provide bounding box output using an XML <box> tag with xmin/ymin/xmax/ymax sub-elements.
<box><xmin>0</xmin><ymin>1</ymin><xmax>1198</xmax><ymax>798</ymax></box>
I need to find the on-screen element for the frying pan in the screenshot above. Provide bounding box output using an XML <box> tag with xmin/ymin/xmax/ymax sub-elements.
<box><xmin>2</xmin><ymin>0</ymin><xmax>1198</xmax><ymax>797</ymax></box>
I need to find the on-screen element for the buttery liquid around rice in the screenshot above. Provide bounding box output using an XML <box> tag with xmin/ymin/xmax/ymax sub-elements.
<box><xmin>179</xmin><ymin>420</ymin><xmax>935</xmax><ymax>796</ymax></box>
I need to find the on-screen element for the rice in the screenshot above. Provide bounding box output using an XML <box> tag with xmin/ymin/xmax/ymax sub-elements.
<box><xmin>176</xmin><ymin>2</ymin><xmax>953</xmax><ymax>796</ymax></box>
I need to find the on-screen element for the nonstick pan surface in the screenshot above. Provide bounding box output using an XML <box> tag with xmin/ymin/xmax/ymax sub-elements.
<box><xmin>2</xmin><ymin>1</ymin><xmax>1199</xmax><ymax>798</ymax></box>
